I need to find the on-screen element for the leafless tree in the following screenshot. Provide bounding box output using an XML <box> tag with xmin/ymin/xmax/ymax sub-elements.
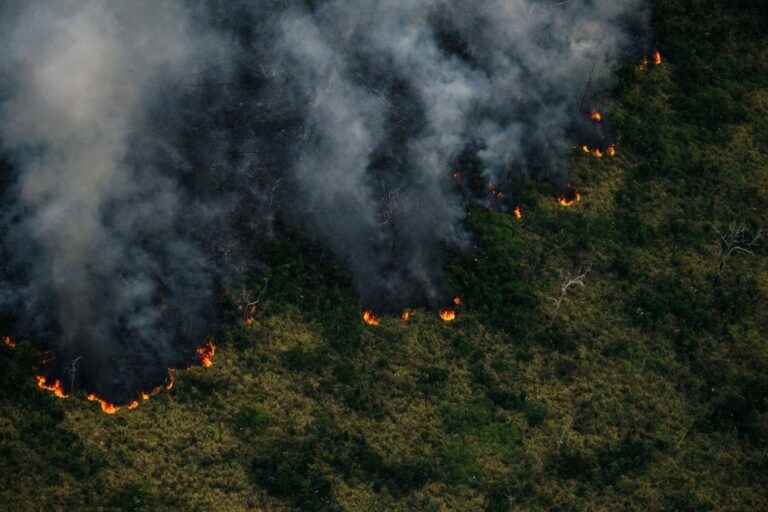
<box><xmin>237</xmin><ymin>278</ymin><xmax>269</xmax><ymax>326</ymax></box>
<box><xmin>66</xmin><ymin>356</ymin><xmax>83</xmax><ymax>394</ymax></box>
<box><xmin>715</xmin><ymin>222</ymin><xmax>761</xmax><ymax>280</ymax></box>
<box><xmin>550</xmin><ymin>268</ymin><xmax>589</xmax><ymax>312</ymax></box>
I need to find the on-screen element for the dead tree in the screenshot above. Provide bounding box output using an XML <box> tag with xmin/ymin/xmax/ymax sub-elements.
<box><xmin>66</xmin><ymin>356</ymin><xmax>83</xmax><ymax>394</ymax></box>
<box><xmin>715</xmin><ymin>222</ymin><xmax>761</xmax><ymax>282</ymax></box>
<box><xmin>550</xmin><ymin>268</ymin><xmax>589</xmax><ymax>312</ymax></box>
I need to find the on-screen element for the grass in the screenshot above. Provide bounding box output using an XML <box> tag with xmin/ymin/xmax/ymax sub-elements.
<box><xmin>2</xmin><ymin>0</ymin><xmax>768</xmax><ymax>510</ymax></box>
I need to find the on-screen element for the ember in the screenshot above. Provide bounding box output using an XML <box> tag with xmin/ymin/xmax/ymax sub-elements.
<box><xmin>558</xmin><ymin>190</ymin><xmax>581</xmax><ymax>207</ymax></box>
<box><xmin>513</xmin><ymin>206</ymin><xmax>523</xmax><ymax>220</ymax></box>
<box><xmin>35</xmin><ymin>375</ymin><xmax>68</xmax><ymax>399</ymax></box>
<box><xmin>196</xmin><ymin>339</ymin><xmax>216</xmax><ymax>368</ymax></box>
<box><xmin>2</xmin><ymin>336</ymin><xmax>15</xmax><ymax>349</ymax></box>
<box><xmin>590</xmin><ymin>111</ymin><xmax>603</xmax><ymax>122</ymax></box>
<box><xmin>362</xmin><ymin>309</ymin><xmax>380</xmax><ymax>326</ymax></box>
<box><xmin>439</xmin><ymin>308</ymin><xmax>456</xmax><ymax>322</ymax></box>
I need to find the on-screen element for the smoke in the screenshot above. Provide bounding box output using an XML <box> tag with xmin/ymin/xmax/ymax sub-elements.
<box><xmin>0</xmin><ymin>0</ymin><xmax>649</xmax><ymax>400</ymax></box>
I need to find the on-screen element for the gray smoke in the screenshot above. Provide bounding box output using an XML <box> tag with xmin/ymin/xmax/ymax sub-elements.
<box><xmin>0</xmin><ymin>0</ymin><xmax>649</xmax><ymax>400</ymax></box>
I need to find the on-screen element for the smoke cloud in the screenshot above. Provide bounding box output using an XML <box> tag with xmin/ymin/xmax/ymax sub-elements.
<box><xmin>0</xmin><ymin>0</ymin><xmax>649</xmax><ymax>400</ymax></box>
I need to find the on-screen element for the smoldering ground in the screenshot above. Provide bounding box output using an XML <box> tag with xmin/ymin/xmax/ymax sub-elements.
<box><xmin>0</xmin><ymin>0</ymin><xmax>649</xmax><ymax>402</ymax></box>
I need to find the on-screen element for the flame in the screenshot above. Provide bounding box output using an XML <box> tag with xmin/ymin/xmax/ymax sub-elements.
<box><xmin>362</xmin><ymin>309</ymin><xmax>380</xmax><ymax>326</ymax></box>
<box><xmin>453</xmin><ymin>296</ymin><xmax>462</xmax><ymax>306</ymax></box>
<box><xmin>128</xmin><ymin>400</ymin><xmax>140</xmax><ymax>410</ymax></box>
<box><xmin>653</xmin><ymin>50</ymin><xmax>662</xmax><ymax>65</ymax></box>
<box><xmin>513</xmin><ymin>206</ymin><xmax>523</xmax><ymax>220</ymax></box>
<box><xmin>196</xmin><ymin>339</ymin><xmax>216</xmax><ymax>368</ymax></box>
<box><xmin>87</xmin><ymin>394</ymin><xmax>120</xmax><ymax>415</ymax></box>
<box><xmin>558</xmin><ymin>190</ymin><xmax>581</xmax><ymax>207</ymax></box>
<box><xmin>35</xmin><ymin>375</ymin><xmax>68</xmax><ymax>399</ymax></box>
<box><xmin>581</xmin><ymin>144</ymin><xmax>590</xmax><ymax>154</ymax></box>
<box><xmin>439</xmin><ymin>308</ymin><xmax>456</xmax><ymax>322</ymax></box>
<box><xmin>592</xmin><ymin>148</ymin><xmax>603</xmax><ymax>159</ymax></box>
<box><xmin>401</xmin><ymin>309</ymin><xmax>414</xmax><ymax>322</ymax></box>
<box><xmin>607</xmin><ymin>144</ymin><xmax>617</xmax><ymax>157</ymax></box>
<box><xmin>166</xmin><ymin>369</ymin><xmax>175</xmax><ymax>390</ymax></box>
<box><xmin>590</xmin><ymin>111</ymin><xmax>603</xmax><ymax>122</ymax></box>
<box><xmin>2</xmin><ymin>336</ymin><xmax>15</xmax><ymax>349</ymax></box>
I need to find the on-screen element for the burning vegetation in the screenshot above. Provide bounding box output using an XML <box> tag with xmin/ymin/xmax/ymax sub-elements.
<box><xmin>362</xmin><ymin>309</ymin><xmax>380</xmax><ymax>326</ymax></box>
<box><xmin>513</xmin><ymin>206</ymin><xmax>523</xmax><ymax>220</ymax></box>
<box><xmin>400</xmin><ymin>309</ymin><xmax>414</xmax><ymax>322</ymax></box>
<box><xmin>439</xmin><ymin>308</ymin><xmax>456</xmax><ymax>322</ymax></box>
<box><xmin>197</xmin><ymin>339</ymin><xmax>216</xmax><ymax>368</ymax></box>
<box><xmin>31</xmin><ymin>340</ymin><xmax>215</xmax><ymax>414</ymax></box>
<box><xmin>558</xmin><ymin>189</ymin><xmax>582</xmax><ymax>207</ymax></box>
<box><xmin>35</xmin><ymin>375</ymin><xmax>68</xmax><ymax>399</ymax></box>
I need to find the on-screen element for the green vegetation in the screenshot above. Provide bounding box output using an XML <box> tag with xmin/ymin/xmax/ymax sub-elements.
<box><xmin>2</xmin><ymin>1</ymin><xmax>767</xmax><ymax>510</ymax></box>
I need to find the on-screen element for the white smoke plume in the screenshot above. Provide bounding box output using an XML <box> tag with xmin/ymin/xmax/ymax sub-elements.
<box><xmin>0</xmin><ymin>0</ymin><xmax>649</xmax><ymax>399</ymax></box>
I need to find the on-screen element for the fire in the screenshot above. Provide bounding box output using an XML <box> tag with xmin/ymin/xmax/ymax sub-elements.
<box><xmin>592</xmin><ymin>148</ymin><xmax>603</xmax><ymax>159</ymax></box>
<box><xmin>128</xmin><ymin>400</ymin><xmax>140</xmax><ymax>410</ymax></box>
<box><xmin>2</xmin><ymin>336</ymin><xmax>15</xmax><ymax>349</ymax></box>
<box><xmin>35</xmin><ymin>375</ymin><xmax>68</xmax><ymax>399</ymax></box>
<box><xmin>558</xmin><ymin>190</ymin><xmax>582</xmax><ymax>207</ymax></box>
<box><xmin>439</xmin><ymin>308</ymin><xmax>456</xmax><ymax>322</ymax></box>
<box><xmin>166</xmin><ymin>369</ymin><xmax>175</xmax><ymax>390</ymax></box>
<box><xmin>513</xmin><ymin>206</ymin><xmax>523</xmax><ymax>220</ymax></box>
<box><xmin>581</xmin><ymin>144</ymin><xmax>590</xmax><ymax>154</ymax></box>
<box><xmin>607</xmin><ymin>144</ymin><xmax>617</xmax><ymax>157</ymax></box>
<box><xmin>453</xmin><ymin>296</ymin><xmax>462</xmax><ymax>306</ymax></box>
<box><xmin>196</xmin><ymin>339</ymin><xmax>216</xmax><ymax>368</ymax></box>
<box><xmin>653</xmin><ymin>50</ymin><xmax>662</xmax><ymax>65</ymax></box>
<box><xmin>590</xmin><ymin>111</ymin><xmax>603</xmax><ymax>122</ymax></box>
<box><xmin>87</xmin><ymin>394</ymin><xmax>120</xmax><ymax>415</ymax></box>
<box><xmin>362</xmin><ymin>309</ymin><xmax>380</xmax><ymax>326</ymax></box>
<box><xmin>401</xmin><ymin>309</ymin><xmax>414</xmax><ymax>322</ymax></box>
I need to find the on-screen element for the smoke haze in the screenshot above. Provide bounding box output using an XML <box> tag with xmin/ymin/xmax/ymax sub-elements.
<box><xmin>0</xmin><ymin>0</ymin><xmax>649</xmax><ymax>400</ymax></box>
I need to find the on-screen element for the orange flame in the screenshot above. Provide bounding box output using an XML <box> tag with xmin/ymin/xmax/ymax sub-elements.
<box><xmin>2</xmin><ymin>336</ymin><xmax>15</xmax><ymax>349</ymax></box>
<box><xmin>87</xmin><ymin>394</ymin><xmax>120</xmax><ymax>415</ymax></box>
<box><xmin>453</xmin><ymin>296</ymin><xmax>462</xmax><ymax>306</ymax></box>
<box><xmin>362</xmin><ymin>309</ymin><xmax>380</xmax><ymax>326</ymax></box>
<box><xmin>439</xmin><ymin>308</ymin><xmax>456</xmax><ymax>322</ymax></box>
<box><xmin>513</xmin><ymin>206</ymin><xmax>523</xmax><ymax>220</ymax></box>
<box><xmin>196</xmin><ymin>339</ymin><xmax>216</xmax><ymax>368</ymax></box>
<box><xmin>590</xmin><ymin>111</ymin><xmax>603</xmax><ymax>122</ymax></box>
<box><xmin>592</xmin><ymin>148</ymin><xmax>603</xmax><ymax>159</ymax></box>
<box><xmin>653</xmin><ymin>50</ymin><xmax>662</xmax><ymax>65</ymax></box>
<box><xmin>35</xmin><ymin>375</ymin><xmax>68</xmax><ymax>398</ymax></box>
<box><xmin>401</xmin><ymin>309</ymin><xmax>414</xmax><ymax>322</ymax></box>
<box><xmin>607</xmin><ymin>144</ymin><xmax>617</xmax><ymax>157</ymax></box>
<box><xmin>558</xmin><ymin>190</ymin><xmax>581</xmax><ymax>207</ymax></box>
<box><xmin>581</xmin><ymin>144</ymin><xmax>590</xmax><ymax>154</ymax></box>
<box><xmin>128</xmin><ymin>400</ymin><xmax>140</xmax><ymax>410</ymax></box>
